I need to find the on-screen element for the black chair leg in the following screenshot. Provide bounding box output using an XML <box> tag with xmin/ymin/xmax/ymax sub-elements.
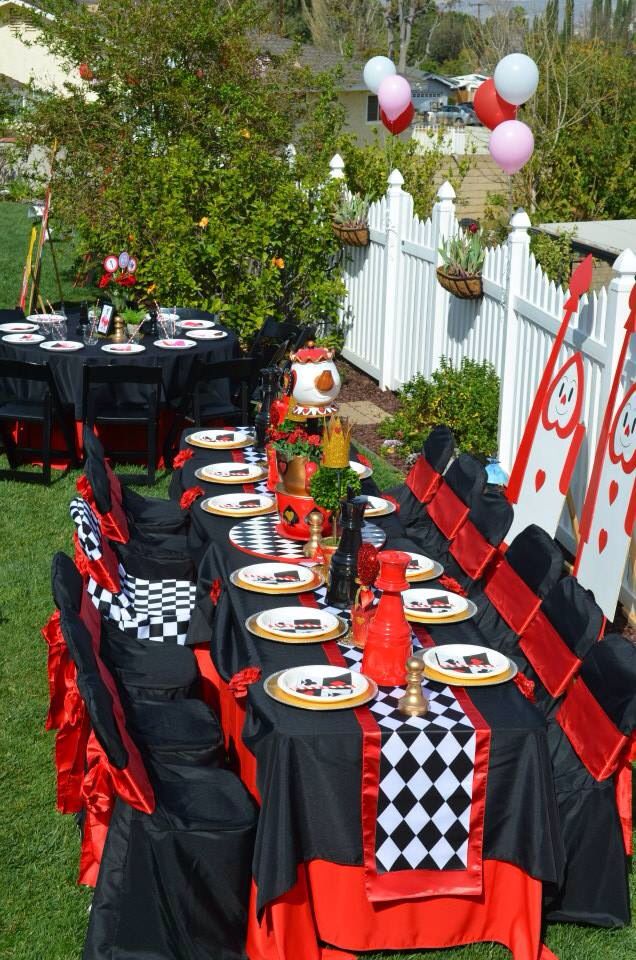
<box><xmin>0</xmin><ymin>421</ymin><xmax>19</xmax><ymax>469</ymax></box>
<box><xmin>147</xmin><ymin>410</ymin><xmax>157</xmax><ymax>486</ymax></box>
<box><xmin>42</xmin><ymin>405</ymin><xmax>52</xmax><ymax>486</ymax></box>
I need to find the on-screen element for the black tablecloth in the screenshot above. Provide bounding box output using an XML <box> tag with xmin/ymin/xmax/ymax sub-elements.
<box><xmin>0</xmin><ymin>329</ymin><xmax>238</xmax><ymax>418</ymax></box>
<box><xmin>173</xmin><ymin>432</ymin><xmax>565</xmax><ymax>914</ymax></box>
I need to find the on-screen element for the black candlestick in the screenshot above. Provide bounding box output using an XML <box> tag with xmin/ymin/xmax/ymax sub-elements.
<box><xmin>326</xmin><ymin>497</ymin><xmax>366</xmax><ymax>608</ymax></box>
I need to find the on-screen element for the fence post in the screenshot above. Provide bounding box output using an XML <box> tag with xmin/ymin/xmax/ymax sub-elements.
<box><xmin>599</xmin><ymin>249</ymin><xmax>636</xmax><ymax>445</ymax></box>
<box><xmin>496</xmin><ymin>208</ymin><xmax>531</xmax><ymax>473</ymax></box>
<box><xmin>379</xmin><ymin>168</ymin><xmax>407</xmax><ymax>390</ymax></box>
<box><xmin>428</xmin><ymin>181</ymin><xmax>456</xmax><ymax>376</ymax></box>
<box><xmin>329</xmin><ymin>153</ymin><xmax>345</xmax><ymax>181</ymax></box>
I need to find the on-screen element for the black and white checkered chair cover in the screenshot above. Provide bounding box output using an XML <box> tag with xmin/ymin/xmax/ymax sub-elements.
<box><xmin>70</xmin><ymin>497</ymin><xmax>197</xmax><ymax>644</ymax></box>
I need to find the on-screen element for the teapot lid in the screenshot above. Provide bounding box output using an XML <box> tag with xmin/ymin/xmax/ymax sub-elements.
<box><xmin>290</xmin><ymin>343</ymin><xmax>334</xmax><ymax>364</ymax></box>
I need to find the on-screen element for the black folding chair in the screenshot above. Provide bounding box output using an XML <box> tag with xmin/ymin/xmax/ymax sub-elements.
<box><xmin>163</xmin><ymin>356</ymin><xmax>257</xmax><ymax>468</ymax></box>
<box><xmin>0</xmin><ymin>357</ymin><xmax>78</xmax><ymax>484</ymax></box>
<box><xmin>247</xmin><ymin>319</ymin><xmax>315</xmax><ymax>366</ymax></box>
<box><xmin>82</xmin><ymin>364</ymin><xmax>163</xmax><ymax>485</ymax></box>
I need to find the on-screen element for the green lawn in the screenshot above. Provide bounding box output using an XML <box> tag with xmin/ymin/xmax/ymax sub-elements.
<box><xmin>0</xmin><ymin>202</ymin><xmax>633</xmax><ymax>959</ymax></box>
<box><xmin>0</xmin><ymin>200</ymin><xmax>95</xmax><ymax>310</ymax></box>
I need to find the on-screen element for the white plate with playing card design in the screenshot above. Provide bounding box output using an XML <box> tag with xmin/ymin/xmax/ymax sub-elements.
<box><xmin>200</xmin><ymin>493</ymin><xmax>275</xmax><ymax>518</ymax></box>
<box><xmin>186</xmin><ymin>329</ymin><xmax>228</xmax><ymax>340</ymax></box>
<box><xmin>101</xmin><ymin>342</ymin><xmax>146</xmax><ymax>354</ymax></box>
<box><xmin>358</xmin><ymin>495</ymin><xmax>396</xmax><ymax>517</ymax></box>
<box><xmin>278</xmin><ymin>665</ymin><xmax>368</xmax><ymax>703</ymax></box>
<box><xmin>196</xmin><ymin>461</ymin><xmax>267</xmax><ymax>483</ymax></box>
<box><xmin>423</xmin><ymin>644</ymin><xmax>510</xmax><ymax>680</ymax></box>
<box><xmin>40</xmin><ymin>340</ymin><xmax>84</xmax><ymax>351</ymax></box>
<box><xmin>404</xmin><ymin>552</ymin><xmax>443</xmax><ymax>582</ymax></box>
<box><xmin>187</xmin><ymin>429</ymin><xmax>255</xmax><ymax>449</ymax></box>
<box><xmin>256</xmin><ymin>607</ymin><xmax>340</xmax><ymax>639</ymax></box>
<box><xmin>154</xmin><ymin>338</ymin><xmax>197</xmax><ymax>349</ymax></box>
<box><xmin>2</xmin><ymin>332</ymin><xmax>44</xmax><ymax>344</ymax></box>
<box><xmin>0</xmin><ymin>322</ymin><xmax>38</xmax><ymax>333</ymax></box>
<box><xmin>403</xmin><ymin>587</ymin><xmax>471</xmax><ymax>622</ymax></box>
<box><xmin>231</xmin><ymin>562</ymin><xmax>323</xmax><ymax>595</ymax></box>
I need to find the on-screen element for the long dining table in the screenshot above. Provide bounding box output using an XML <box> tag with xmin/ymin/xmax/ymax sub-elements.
<box><xmin>173</xmin><ymin>428</ymin><xmax>564</xmax><ymax>960</ymax></box>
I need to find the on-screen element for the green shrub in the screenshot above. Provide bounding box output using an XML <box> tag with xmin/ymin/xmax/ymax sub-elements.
<box><xmin>378</xmin><ymin>357</ymin><xmax>500</xmax><ymax>459</ymax></box>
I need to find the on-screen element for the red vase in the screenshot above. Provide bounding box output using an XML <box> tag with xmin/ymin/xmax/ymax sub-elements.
<box><xmin>361</xmin><ymin>551</ymin><xmax>412</xmax><ymax>685</ymax></box>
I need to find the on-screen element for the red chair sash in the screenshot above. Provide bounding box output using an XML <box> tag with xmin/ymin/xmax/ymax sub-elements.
<box><xmin>77</xmin><ymin>473</ymin><xmax>130</xmax><ymax>543</ymax></box>
<box><xmin>484</xmin><ymin>562</ymin><xmax>541</xmax><ymax>635</ymax></box>
<box><xmin>55</xmin><ymin>696</ymin><xmax>91</xmax><ymax>814</ymax></box>
<box><xmin>104</xmin><ymin>459</ymin><xmax>124</xmax><ymax>506</ymax></box>
<box><xmin>405</xmin><ymin>457</ymin><xmax>441</xmax><ymax>504</ymax></box>
<box><xmin>427</xmin><ymin>482</ymin><xmax>471</xmax><ymax>540</ymax></box>
<box><xmin>449</xmin><ymin>520</ymin><xmax>497</xmax><ymax>580</ymax></box>
<box><xmin>42</xmin><ymin>611</ymin><xmax>70</xmax><ymax>731</ymax></box>
<box><xmin>556</xmin><ymin>678</ymin><xmax>629</xmax><ymax>781</ymax></box>
<box><xmin>519</xmin><ymin>610</ymin><xmax>582</xmax><ymax>698</ymax></box>
<box><xmin>80</xmin><ymin>589</ymin><xmax>102</xmax><ymax>653</ymax></box>
<box><xmin>73</xmin><ymin>533</ymin><xmax>121</xmax><ymax>594</ymax></box>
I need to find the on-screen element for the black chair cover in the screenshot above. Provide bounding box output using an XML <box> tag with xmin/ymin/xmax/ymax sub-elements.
<box><xmin>404</xmin><ymin>453</ymin><xmax>486</xmax><ymax>556</ymax></box>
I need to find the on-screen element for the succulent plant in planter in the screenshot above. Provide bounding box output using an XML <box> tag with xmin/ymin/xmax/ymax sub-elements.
<box><xmin>437</xmin><ymin>226</ymin><xmax>485</xmax><ymax>299</ymax></box>
<box><xmin>332</xmin><ymin>193</ymin><xmax>371</xmax><ymax>247</ymax></box>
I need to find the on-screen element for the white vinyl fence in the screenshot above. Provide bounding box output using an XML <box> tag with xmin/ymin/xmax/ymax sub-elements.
<box><xmin>330</xmin><ymin>155</ymin><xmax>636</xmax><ymax>616</ymax></box>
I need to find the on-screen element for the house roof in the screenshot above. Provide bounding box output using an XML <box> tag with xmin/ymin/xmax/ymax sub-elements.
<box><xmin>0</xmin><ymin>1</ymin><xmax>54</xmax><ymax>21</ymax></box>
<box><xmin>450</xmin><ymin>74</ymin><xmax>488</xmax><ymax>88</ymax></box>
<box><xmin>535</xmin><ymin>220</ymin><xmax>636</xmax><ymax>263</ymax></box>
<box><xmin>255</xmin><ymin>34</ymin><xmax>430</xmax><ymax>93</ymax></box>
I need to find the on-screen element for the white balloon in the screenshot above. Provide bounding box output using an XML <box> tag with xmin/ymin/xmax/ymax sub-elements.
<box><xmin>363</xmin><ymin>56</ymin><xmax>397</xmax><ymax>94</ymax></box>
<box><xmin>494</xmin><ymin>53</ymin><xmax>539</xmax><ymax>106</ymax></box>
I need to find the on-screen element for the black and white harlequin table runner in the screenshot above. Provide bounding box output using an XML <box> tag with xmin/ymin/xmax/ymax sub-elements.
<box><xmin>229</xmin><ymin>514</ymin><xmax>387</xmax><ymax>561</ymax></box>
<box><xmin>299</xmin><ymin>587</ymin><xmax>491</xmax><ymax>901</ymax></box>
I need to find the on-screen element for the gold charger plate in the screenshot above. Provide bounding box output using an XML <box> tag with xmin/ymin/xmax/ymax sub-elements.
<box><xmin>264</xmin><ymin>669</ymin><xmax>378</xmax><ymax>710</ymax></box>
<box><xmin>196</xmin><ymin>467</ymin><xmax>268</xmax><ymax>485</ymax></box>
<box><xmin>419</xmin><ymin>660</ymin><xmax>518</xmax><ymax>688</ymax></box>
<box><xmin>229</xmin><ymin>568</ymin><xmax>324</xmax><ymax>596</ymax></box>
<box><xmin>406</xmin><ymin>560</ymin><xmax>444</xmax><ymax>583</ymax></box>
<box><xmin>363</xmin><ymin>503</ymin><xmax>396</xmax><ymax>518</ymax></box>
<box><xmin>245</xmin><ymin>613</ymin><xmax>348</xmax><ymax>644</ymax></box>
<box><xmin>186</xmin><ymin>433</ymin><xmax>255</xmax><ymax>450</ymax></box>
<box><xmin>404</xmin><ymin>598</ymin><xmax>478</xmax><ymax>625</ymax></box>
<box><xmin>199</xmin><ymin>498</ymin><xmax>276</xmax><ymax>519</ymax></box>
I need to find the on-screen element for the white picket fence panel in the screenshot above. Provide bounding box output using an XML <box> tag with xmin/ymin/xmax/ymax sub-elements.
<box><xmin>330</xmin><ymin>155</ymin><xmax>636</xmax><ymax>617</ymax></box>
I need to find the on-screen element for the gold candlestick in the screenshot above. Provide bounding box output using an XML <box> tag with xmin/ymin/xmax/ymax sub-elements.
<box><xmin>303</xmin><ymin>509</ymin><xmax>324</xmax><ymax>559</ymax></box>
<box><xmin>110</xmin><ymin>314</ymin><xmax>126</xmax><ymax>342</ymax></box>
<box><xmin>398</xmin><ymin>656</ymin><xmax>429</xmax><ymax>717</ymax></box>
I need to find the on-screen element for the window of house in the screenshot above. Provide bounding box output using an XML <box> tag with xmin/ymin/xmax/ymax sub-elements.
<box><xmin>366</xmin><ymin>95</ymin><xmax>379</xmax><ymax>123</ymax></box>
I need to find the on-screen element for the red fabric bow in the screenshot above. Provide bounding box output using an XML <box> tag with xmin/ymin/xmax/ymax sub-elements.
<box><xmin>229</xmin><ymin>666</ymin><xmax>262</xmax><ymax>699</ymax></box>
<box><xmin>512</xmin><ymin>672</ymin><xmax>536</xmax><ymax>703</ymax></box>
<box><xmin>357</xmin><ymin>453</ymin><xmax>372</xmax><ymax>469</ymax></box>
<box><xmin>180</xmin><ymin>485</ymin><xmax>205</xmax><ymax>509</ymax></box>
<box><xmin>173</xmin><ymin>447</ymin><xmax>194</xmax><ymax>469</ymax></box>
<box><xmin>209</xmin><ymin>578</ymin><xmax>222</xmax><ymax>605</ymax></box>
<box><xmin>438</xmin><ymin>575</ymin><xmax>467</xmax><ymax>597</ymax></box>
<box><xmin>76</xmin><ymin>474</ymin><xmax>94</xmax><ymax>503</ymax></box>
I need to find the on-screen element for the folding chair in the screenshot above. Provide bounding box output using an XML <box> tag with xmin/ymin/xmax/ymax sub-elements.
<box><xmin>82</xmin><ymin>364</ymin><xmax>163</xmax><ymax>485</ymax></box>
<box><xmin>0</xmin><ymin>357</ymin><xmax>78</xmax><ymax>484</ymax></box>
<box><xmin>163</xmin><ymin>356</ymin><xmax>257</xmax><ymax>468</ymax></box>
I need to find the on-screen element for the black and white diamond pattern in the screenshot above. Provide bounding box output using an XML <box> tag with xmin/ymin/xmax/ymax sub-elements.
<box><xmin>70</xmin><ymin>497</ymin><xmax>103</xmax><ymax>560</ymax></box>
<box><xmin>337</xmin><ymin>634</ymin><xmax>477</xmax><ymax>874</ymax></box>
<box><xmin>229</xmin><ymin>515</ymin><xmax>386</xmax><ymax>562</ymax></box>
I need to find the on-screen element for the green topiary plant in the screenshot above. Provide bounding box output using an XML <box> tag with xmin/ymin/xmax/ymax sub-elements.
<box><xmin>310</xmin><ymin>465</ymin><xmax>361</xmax><ymax>539</ymax></box>
<box><xmin>379</xmin><ymin>357</ymin><xmax>500</xmax><ymax>460</ymax></box>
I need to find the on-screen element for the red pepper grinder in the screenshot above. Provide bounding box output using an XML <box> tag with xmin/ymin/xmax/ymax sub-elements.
<box><xmin>362</xmin><ymin>550</ymin><xmax>412</xmax><ymax>685</ymax></box>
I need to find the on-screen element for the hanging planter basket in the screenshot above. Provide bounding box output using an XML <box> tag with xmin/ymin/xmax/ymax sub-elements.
<box><xmin>436</xmin><ymin>268</ymin><xmax>483</xmax><ymax>300</ymax></box>
<box><xmin>332</xmin><ymin>223</ymin><xmax>370</xmax><ymax>247</ymax></box>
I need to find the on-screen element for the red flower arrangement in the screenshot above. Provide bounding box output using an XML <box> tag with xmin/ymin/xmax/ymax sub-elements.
<box><xmin>269</xmin><ymin>419</ymin><xmax>322</xmax><ymax>463</ymax></box>
<box><xmin>180</xmin><ymin>486</ymin><xmax>205</xmax><ymax>510</ymax></box>
<box><xmin>352</xmin><ymin>544</ymin><xmax>379</xmax><ymax>649</ymax></box>
<box><xmin>98</xmin><ymin>251</ymin><xmax>139</xmax><ymax>313</ymax></box>
<box><xmin>173</xmin><ymin>448</ymin><xmax>194</xmax><ymax>469</ymax></box>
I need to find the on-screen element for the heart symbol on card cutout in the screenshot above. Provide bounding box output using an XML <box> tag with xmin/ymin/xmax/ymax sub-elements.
<box><xmin>598</xmin><ymin>529</ymin><xmax>608</xmax><ymax>554</ymax></box>
<box><xmin>609</xmin><ymin>480</ymin><xmax>619</xmax><ymax>505</ymax></box>
<box><xmin>534</xmin><ymin>469</ymin><xmax>546</xmax><ymax>492</ymax></box>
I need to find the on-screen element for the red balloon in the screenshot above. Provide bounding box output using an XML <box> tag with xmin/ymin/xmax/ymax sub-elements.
<box><xmin>473</xmin><ymin>78</ymin><xmax>517</xmax><ymax>130</ymax></box>
<box><xmin>380</xmin><ymin>101</ymin><xmax>415</xmax><ymax>136</ymax></box>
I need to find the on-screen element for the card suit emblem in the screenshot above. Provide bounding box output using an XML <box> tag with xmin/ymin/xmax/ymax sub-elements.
<box><xmin>598</xmin><ymin>528</ymin><xmax>608</xmax><ymax>554</ymax></box>
<box><xmin>609</xmin><ymin>480</ymin><xmax>619</xmax><ymax>505</ymax></box>
<box><xmin>534</xmin><ymin>469</ymin><xmax>546</xmax><ymax>492</ymax></box>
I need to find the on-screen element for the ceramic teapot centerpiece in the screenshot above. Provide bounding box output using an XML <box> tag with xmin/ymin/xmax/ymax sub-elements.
<box><xmin>290</xmin><ymin>344</ymin><xmax>341</xmax><ymax>418</ymax></box>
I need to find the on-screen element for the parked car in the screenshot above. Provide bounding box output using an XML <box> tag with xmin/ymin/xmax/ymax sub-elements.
<box><xmin>456</xmin><ymin>104</ymin><xmax>482</xmax><ymax>126</ymax></box>
<box><xmin>427</xmin><ymin>106</ymin><xmax>467</xmax><ymax>125</ymax></box>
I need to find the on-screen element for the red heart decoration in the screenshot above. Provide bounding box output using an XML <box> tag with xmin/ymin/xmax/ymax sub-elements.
<box><xmin>534</xmin><ymin>469</ymin><xmax>546</xmax><ymax>492</ymax></box>
<box><xmin>609</xmin><ymin>480</ymin><xmax>619</xmax><ymax>505</ymax></box>
<box><xmin>598</xmin><ymin>529</ymin><xmax>608</xmax><ymax>554</ymax></box>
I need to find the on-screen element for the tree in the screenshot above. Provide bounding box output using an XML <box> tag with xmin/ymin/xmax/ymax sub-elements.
<box><xmin>379</xmin><ymin>1</ymin><xmax>434</xmax><ymax>70</ymax></box>
<box><xmin>301</xmin><ymin>0</ymin><xmax>385</xmax><ymax>57</ymax></box>
<box><xmin>17</xmin><ymin>0</ymin><xmax>348</xmax><ymax>338</ymax></box>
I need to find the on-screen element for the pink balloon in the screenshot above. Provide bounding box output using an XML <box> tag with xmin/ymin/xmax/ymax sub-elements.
<box><xmin>377</xmin><ymin>75</ymin><xmax>412</xmax><ymax>122</ymax></box>
<box><xmin>488</xmin><ymin>120</ymin><xmax>534</xmax><ymax>175</ymax></box>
